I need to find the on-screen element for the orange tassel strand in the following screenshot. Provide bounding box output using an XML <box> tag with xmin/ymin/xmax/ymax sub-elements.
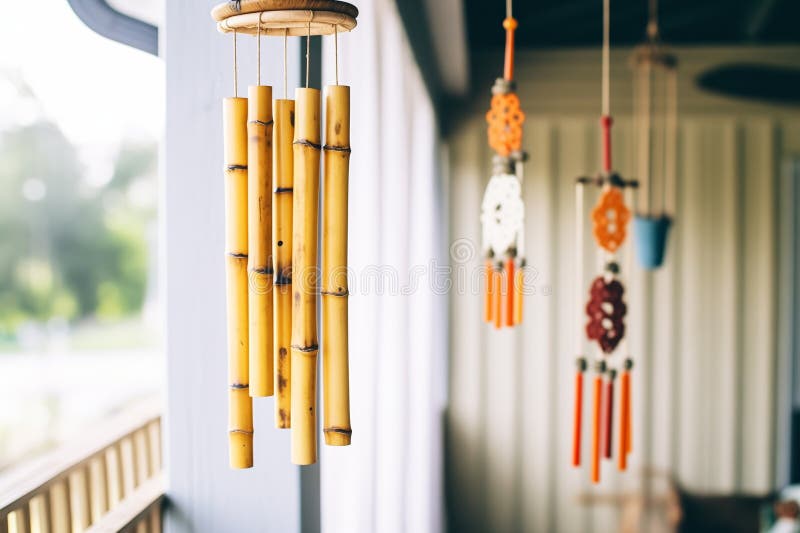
<box><xmin>492</xmin><ymin>267</ymin><xmax>503</xmax><ymax>329</ymax></box>
<box><xmin>590</xmin><ymin>362</ymin><xmax>605</xmax><ymax>484</ymax></box>
<box><xmin>484</xmin><ymin>259</ymin><xmax>495</xmax><ymax>323</ymax></box>
<box><xmin>624</xmin><ymin>359</ymin><xmax>633</xmax><ymax>454</ymax></box>
<box><xmin>505</xmin><ymin>258</ymin><xmax>515</xmax><ymax>327</ymax></box>
<box><xmin>512</xmin><ymin>263</ymin><xmax>524</xmax><ymax>325</ymax></box>
<box><xmin>572</xmin><ymin>358</ymin><xmax>587</xmax><ymax>467</ymax></box>
<box><xmin>618</xmin><ymin>361</ymin><xmax>631</xmax><ymax>470</ymax></box>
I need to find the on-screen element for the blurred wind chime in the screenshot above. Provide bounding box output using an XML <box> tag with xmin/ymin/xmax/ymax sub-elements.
<box><xmin>211</xmin><ymin>0</ymin><xmax>357</xmax><ymax>468</ymax></box>
<box><xmin>482</xmin><ymin>0</ymin><xmax>526</xmax><ymax>329</ymax></box>
<box><xmin>631</xmin><ymin>0</ymin><xmax>677</xmax><ymax>269</ymax></box>
<box><xmin>572</xmin><ymin>0</ymin><xmax>638</xmax><ymax>483</ymax></box>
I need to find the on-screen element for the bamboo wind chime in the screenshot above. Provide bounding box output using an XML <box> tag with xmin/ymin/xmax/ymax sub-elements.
<box><xmin>482</xmin><ymin>0</ymin><xmax>526</xmax><ymax>330</ymax></box>
<box><xmin>212</xmin><ymin>0</ymin><xmax>357</xmax><ymax>468</ymax></box>
<box><xmin>572</xmin><ymin>0</ymin><xmax>637</xmax><ymax>483</ymax></box>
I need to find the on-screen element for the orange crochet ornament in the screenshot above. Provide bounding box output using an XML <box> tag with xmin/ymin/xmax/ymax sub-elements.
<box><xmin>591</xmin><ymin>187</ymin><xmax>631</xmax><ymax>252</ymax></box>
<box><xmin>486</xmin><ymin>92</ymin><xmax>525</xmax><ymax>157</ymax></box>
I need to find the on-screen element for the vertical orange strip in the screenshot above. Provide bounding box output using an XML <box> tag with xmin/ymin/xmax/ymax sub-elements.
<box><xmin>503</xmin><ymin>18</ymin><xmax>518</xmax><ymax>81</ymax></box>
<box><xmin>493</xmin><ymin>268</ymin><xmax>502</xmax><ymax>329</ymax></box>
<box><xmin>572</xmin><ymin>369</ymin><xmax>584</xmax><ymax>467</ymax></box>
<box><xmin>591</xmin><ymin>374</ymin><xmax>602</xmax><ymax>483</ymax></box>
<box><xmin>625</xmin><ymin>370</ymin><xmax>632</xmax><ymax>454</ymax></box>
<box><xmin>513</xmin><ymin>267</ymin><xmax>523</xmax><ymax>325</ymax></box>
<box><xmin>505</xmin><ymin>259</ymin><xmax>515</xmax><ymax>327</ymax></box>
<box><xmin>618</xmin><ymin>370</ymin><xmax>629</xmax><ymax>471</ymax></box>
<box><xmin>484</xmin><ymin>259</ymin><xmax>493</xmax><ymax>323</ymax></box>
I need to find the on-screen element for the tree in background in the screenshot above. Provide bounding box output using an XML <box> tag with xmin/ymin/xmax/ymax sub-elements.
<box><xmin>0</xmin><ymin>77</ymin><xmax>156</xmax><ymax>338</ymax></box>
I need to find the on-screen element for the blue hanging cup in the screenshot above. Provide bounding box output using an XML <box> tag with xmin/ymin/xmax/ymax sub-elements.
<box><xmin>633</xmin><ymin>215</ymin><xmax>672</xmax><ymax>269</ymax></box>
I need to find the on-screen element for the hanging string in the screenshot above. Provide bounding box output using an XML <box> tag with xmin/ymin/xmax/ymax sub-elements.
<box><xmin>233</xmin><ymin>30</ymin><xmax>239</xmax><ymax>97</ymax></box>
<box><xmin>306</xmin><ymin>21</ymin><xmax>311</xmax><ymax>88</ymax></box>
<box><xmin>257</xmin><ymin>16</ymin><xmax>262</xmax><ymax>86</ymax></box>
<box><xmin>335</xmin><ymin>24</ymin><xmax>339</xmax><ymax>86</ymax></box>
<box><xmin>647</xmin><ymin>0</ymin><xmax>659</xmax><ymax>40</ymax></box>
<box><xmin>600</xmin><ymin>0</ymin><xmax>612</xmax><ymax>172</ymax></box>
<box><xmin>503</xmin><ymin>0</ymin><xmax>517</xmax><ymax>81</ymax></box>
<box><xmin>602</xmin><ymin>0</ymin><xmax>610</xmax><ymax>117</ymax></box>
<box><xmin>284</xmin><ymin>29</ymin><xmax>288</xmax><ymax>98</ymax></box>
<box><xmin>664</xmin><ymin>68</ymin><xmax>677</xmax><ymax>215</ymax></box>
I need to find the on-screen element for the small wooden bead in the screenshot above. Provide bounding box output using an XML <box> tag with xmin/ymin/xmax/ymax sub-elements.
<box><xmin>503</xmin><ymin>17</ymin><xmax>518</xmax><ymax>30</ymax></box>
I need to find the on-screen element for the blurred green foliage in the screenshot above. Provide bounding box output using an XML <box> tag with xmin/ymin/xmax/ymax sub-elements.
<box><xmin>0</xmin><ymin>88</ymin><xmax>156</xmax><ymax>336</ymax></box>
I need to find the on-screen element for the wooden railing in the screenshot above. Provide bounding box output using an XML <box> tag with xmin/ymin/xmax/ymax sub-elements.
<box><xmin>0</xmin><ymin>399</ymin><xmax>163</xmax><ymax>533</ymax></box>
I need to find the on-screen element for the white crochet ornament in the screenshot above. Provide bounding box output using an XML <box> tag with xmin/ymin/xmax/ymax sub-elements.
<box><xmin>481</xmin><ymin>173</ymin><xmax>524</xmax><ymax>257</ymax></box>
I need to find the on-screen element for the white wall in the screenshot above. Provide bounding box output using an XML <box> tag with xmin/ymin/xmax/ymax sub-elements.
<box><xmin>163</xmin><ymin>2</ymin><xmax>302</xmax><ymax>531</ymax></box>
<box><xmin>164</xmin><ymin>2</ymin><xmax>448</xmax><ymax>532</ymax></box>
<box><xmin>318</xmin><ymin>1</ymin><xmax>448</xmax><ymax>532</ymax></box>
<box><xmin>446</xmin><ymin>46</ymin><xmax>800</xmax><ymax>533</ymax></box>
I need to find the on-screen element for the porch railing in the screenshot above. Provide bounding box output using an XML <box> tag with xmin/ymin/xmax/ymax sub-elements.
<box><xmin>0</xmin><ymin>398</ymin><xmax>163</xmax><ymax>533</ymax></box>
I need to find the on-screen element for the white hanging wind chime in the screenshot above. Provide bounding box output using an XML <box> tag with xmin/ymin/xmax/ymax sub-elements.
<box><xmin>482</xmin><ymin>0</ymin><xmax>526</xmax><ymax>329</ymax></box>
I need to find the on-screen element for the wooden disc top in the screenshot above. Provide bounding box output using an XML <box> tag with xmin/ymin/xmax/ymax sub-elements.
<box><xmin>212</xmin><ymin>0</ymin><xmax>358</xmax><ymax>36</ymax></box>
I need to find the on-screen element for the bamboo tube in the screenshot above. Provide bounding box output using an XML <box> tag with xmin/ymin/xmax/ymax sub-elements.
<box><xmin>273</xmin><ymin>98</ymin><xmax>295</xmax><ymax>429</ymax></box>
<box><xmin>591</xmin><ymin>367</ymin><xmax>603</xmax><ymax>483</ymax></box>
<box><xmin>484</xmin><ymin>259</ymin><xmax>494</xmax><ymax>323</ymax></box>
<box><xmin>291</xmin><ymin>88</ymin><xmax>321</xmax><ymax>465</ymax></box>
<box><xmin>224</xmin><ymin>97</ymin><xmax>253</xmax><ymax>468</ymax></box>
<box><xmin>248</xmin><ymin>85</ymin><xmax>275</xmax><ymax>397</ymax></box>
<box><xmin>572</xmin><ymin>358</ymin><xmax>586</xmax><ymax>467</ymax></box>
<box><xmin>512</xmin><ymin>263</ymin><xmax>523</xmax><ymax>324</ymax></box>
<box><xmin>322</xmin><ymin>85</ymin><xmax>352</xmax><ymax>446</ymax></box>
<box><xmin>505</xmin><ymin>258</ymin><xmax>514</xmax><ymax>327</ymax></box>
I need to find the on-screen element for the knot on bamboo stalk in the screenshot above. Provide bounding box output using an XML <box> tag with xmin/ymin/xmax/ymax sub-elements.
<box><xmin>294</xmin><ymin>138</ymin><xmax>322</xmax><ymax>150</ymax></box>
<box><xmin>248</xmin><ymin>119</ymin><xmax>274</xmax><ymax>127</ymax></box>
<box><xmin>324</xmin><ymin>427</ymin><xmax>353</xmax><ymax>436</ymax></box>
<box><xmin>291</xmin><ymin>344</ymin><xmax>320</xmax><ymax>353</ymax></box>
<box><xmin>323</xmin><ymin>144</ymin><xmax>352</xmax><ymax>153</ymax></box>
<box><xmin>321</xmin><ymin>289</ymin><xmax>349</xmax><ymax>297</ymax></box>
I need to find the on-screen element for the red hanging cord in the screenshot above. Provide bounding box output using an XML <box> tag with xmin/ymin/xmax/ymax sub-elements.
<box><xmin>603</xmin><ymin>370</ymin><xmax>615</xmax><ymax>459</ymax></box>
<box><xmin>601</xmin><ymin>115</ymin><xmax>613</xmax><ymax>173</ymax></box>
